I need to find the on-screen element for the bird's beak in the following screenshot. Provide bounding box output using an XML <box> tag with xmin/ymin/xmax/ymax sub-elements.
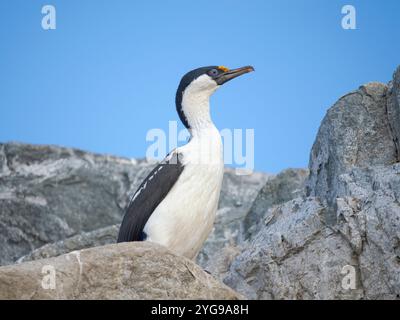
<box><xmin>215</xmin><ymin>66</ymin><xmax>255</xmax><ymax>85</ymax></box>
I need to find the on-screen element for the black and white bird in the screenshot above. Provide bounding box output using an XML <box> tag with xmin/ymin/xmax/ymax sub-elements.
<box><xmin>117</xmin><ymin>65</ymin><xmax>254</xmax><ymax>259</ymax></box>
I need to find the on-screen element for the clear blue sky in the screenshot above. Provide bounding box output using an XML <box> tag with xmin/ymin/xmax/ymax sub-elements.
<box><xmin>1</xmin><ymin>0</ymin><xmax>399</xmax><ymax>173</ymax></box>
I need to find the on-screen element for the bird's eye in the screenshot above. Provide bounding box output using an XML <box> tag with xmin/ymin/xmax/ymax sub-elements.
<box><xmin>208</xmin><ymin>69</ymin><xmax>219</xmax><ymax>77</ymax></box>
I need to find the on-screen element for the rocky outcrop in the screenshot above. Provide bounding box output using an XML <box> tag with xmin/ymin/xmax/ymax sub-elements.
<box><xmin>243</xmin><ymin>168</ymin><xmax>309</xmax><ymax>240</ymax></box>
<box><xmin>0</xmin><ymin>142</ymin><xmax>269</xmax><ymax>266</ymax></box>
<box><xmin>222</xmin><ymin>67</ymin><xmax>400</xmax><ymax>300</ymax></box>
<box><xmin>307</xmin><ymin>82</ymin><xmax>397</xmax><ymax>220</ymax></box>
<box><xmin>0</xmin><ymin>143</ymin><xmax>153</xmax><ymax>266</ymax></box>
<box><xmin>0</xmin><ymin>242</ymin><xmax>242</xmax><ymax>299</ymax></box>
<box><xmin>18</xmin><ymin>225</ymin><xmax>119</xmax><ymax>263</ymax></box>
<box><xmin>224</xmin><ymin>165</ymin><xmax>400</xmax><ymax>299</ymax></box>
<box><xmin>198</xmin><ymin>168</ymin><xmax>308</xmax><ymax>277</ymax></box>
<box><xmin>387</xmin><ymin>66</ymin><xmax>400</xmax><ymax>159</ymax></box>
<box><xmin>224</xmin><ymin>198</ymin><xmax>344</xmax><ymax>299</ymax></box>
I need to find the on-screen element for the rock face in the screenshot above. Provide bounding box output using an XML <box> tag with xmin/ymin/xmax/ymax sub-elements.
<box><xmin>223</xmin><ymin>67</ymin><xmax>400</xmax><ymax>300</ymax></box>
<box><xmin>0</xmin><ymin>143</ymin><xmax>153</xmax><ymax>266</ymax></box>
<box><xmin>198</xmin><ymin>168</ymin><xmax>308</xmax><ymax>277</ymax></box>
<box><xmin>0</xmin><ymin>142</ymin><xmax>269</xmax><ymax>266</ymax></box>
<box><xmin>197</xmin><ymin>169</ymin><xmax>308</xmax><ymax>279</ymax></box>
<box><xmin>18</xmin><ymin>225</ymin><xmax>119</xmax><ymax>263</ymax></box>
<box><xmin>387</xmin><ymin>66</ymin><xmax>400</xmax><ymax>159</ymax></box>
<box><xmin>224</xmin><ymin>166</ymin><xmax>400</xmax><ymax>299</ymax></box>
<box><xmin>225</xmin><ymin>198</ymin><xmax>346</xmax><ymax>299</ymax></box>
<box><xmin>0</xmin><ymin>242</ymin><xmax>242</xmax><ymax>299</ymax></box>
<box><xmin>307</xmin><ymin>83</ymin><xmax>397</xmax><ymax>218</ymax></box>
<box><xmin>243</xmin><ymin>168</ymin><xmax>309</xmax><ymax>240</ymax></box>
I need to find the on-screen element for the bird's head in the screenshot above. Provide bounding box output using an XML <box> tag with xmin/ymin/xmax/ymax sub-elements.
<box><xmin>176</xmin><ymin>65</ymin><xmax>254</xmax><ymax>129</ymax></box>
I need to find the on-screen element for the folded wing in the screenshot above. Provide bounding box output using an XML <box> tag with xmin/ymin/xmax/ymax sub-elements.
<box><xmin>117</xmin><ymin>150</ymin><xmax>184</xmax><ymax>242</ymax></box>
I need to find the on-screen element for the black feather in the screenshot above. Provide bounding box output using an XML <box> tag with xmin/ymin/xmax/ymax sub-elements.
<box><xmin>117</xmin><ymin>151</ymin><xmax>184</xmax><ymax>242</ymax></box>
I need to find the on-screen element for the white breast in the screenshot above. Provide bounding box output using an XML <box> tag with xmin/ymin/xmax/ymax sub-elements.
<box><xmin>144</xmin><ymin>126</ymin><xmax>224</xmax><ymax>259</ymax></box>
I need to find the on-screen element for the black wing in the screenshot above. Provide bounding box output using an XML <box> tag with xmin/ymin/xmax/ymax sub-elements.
<box><xmin>117</xmin><ymin>151</ymin><xmax>184</xmax><ymax>242</ymax></box>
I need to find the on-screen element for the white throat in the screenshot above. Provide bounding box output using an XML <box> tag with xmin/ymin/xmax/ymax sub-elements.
<box><xmin>181</xmin><ymin>75</ymin><xmax>219</xmax><ymax>134</ymax></box>
<box><xmin>178</xmin><ymin>75</ymin><xmax>223</xmax><ymax>167</ymax></box>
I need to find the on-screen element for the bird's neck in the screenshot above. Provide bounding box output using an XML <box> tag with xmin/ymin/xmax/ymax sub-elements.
<box><xmin>179</xmin><ymin>92</ymin><xmax>223</xmax><ymax>166</ymax></box>
<box><xmin>183</xmin><ymin>113</ymin><xmax>223</xmax><ymax>167</ymax></box>
<box><xmin>181</xmin><ymin>89</ymin><xmax>218</xmax><ymax>134</ymax></box>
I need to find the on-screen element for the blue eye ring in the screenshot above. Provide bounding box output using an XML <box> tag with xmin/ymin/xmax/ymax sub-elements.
<box><xmin>208</xmin><ymin>69</ymin><xmax>219</xmax><ymax>77</ymax></box>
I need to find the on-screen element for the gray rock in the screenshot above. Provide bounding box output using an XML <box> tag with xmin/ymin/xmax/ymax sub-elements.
<box><xmin>307</xmin><ymin>82</ymin><xmax>398</xmax><ymax>224</ymax></box>
<box><xmin>0</xmin><ymin>142</ymin><xmax>269</xmax><ymax>266</ymax></box>
<box><xmin>243</xmin><ymin>168</ymin><xmax>309</xmax><ymax>240</ymax></box>
<box><xmin>387</xmin><ymin>66</ymin><xmax>400</xmax><ymax>159</ymax></box>
<box><xmin>218</xmin><ymin>168</ymin><xmax>271</xmax><ymax>210</ymax></box>
<box><xmin>0</xmin><ymin>242</ymin><xmax>243</xmax><ymax>299</ymax></box>
<box><xmin>202</xmin><ymin>245</ymin><xmax>243</xmax><ymax>281</ymax></box>
<box><xmin>0</xmin><ymin>142</ymin><xmax>154</xmax><ymax>266</ymax></box>
<box><xmin>224</xmin><ymin>197</ymin><xmax>355</xmax><ymax>299</ymax></box>
<box><xmin>198</xmin><ymin>168</ymin><xmax>307</xmax><ymax>279</ymax></box>
<box><xmin>223</xmin><ymin>67</ymin><xmax>400</xmax><ymax>300</ymax></box>
<box><xmin>224</xmin><ymin>165</ymin><xmax>400</xmax><ymax>299</ymax></box>
<box><xmin>18</xmin><ymin>225</ymin><xmax>119</xmax><ymax>263</ymax></box>
<box><xmin>335</xmin><ymin>165</ymin><xmax>400</xmax><ymax>299</ymax></box>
